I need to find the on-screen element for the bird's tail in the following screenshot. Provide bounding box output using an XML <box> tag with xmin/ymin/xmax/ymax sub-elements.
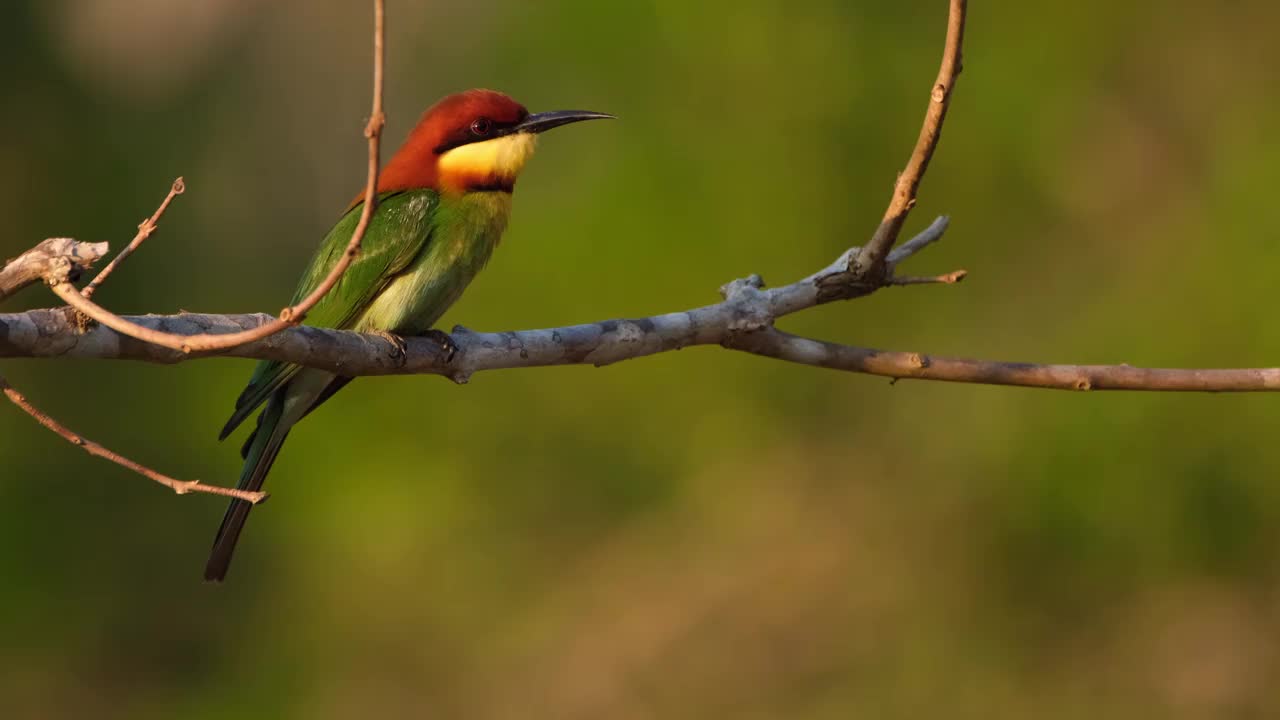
<box><xmin>204</xmin><ymin>394</ymin><xmax>290</xmax><ymax>582</ymax></box>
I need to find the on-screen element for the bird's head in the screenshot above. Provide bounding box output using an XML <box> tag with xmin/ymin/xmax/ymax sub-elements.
<box><xmin>377</xmin><ymin>89</ymin><xmax>612</xmax><ymax>196</ymax></box>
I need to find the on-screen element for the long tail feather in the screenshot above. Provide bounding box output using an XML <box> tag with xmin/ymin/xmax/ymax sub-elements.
<box><xmin>205</xmin><ymin>395</ymin><xmax>289</xmax><ymax>582</ymax></box>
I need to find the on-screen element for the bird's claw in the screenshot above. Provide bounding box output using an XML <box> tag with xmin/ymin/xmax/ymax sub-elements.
<box><xmin>421</xmin><ymin>329</ymin><xmax>458</xmax><ymax>362</ymax></box>
<box><xmin>372</xmin><ymin>330</ymin><xmax>408</xmax><ymax>365</ymax></box>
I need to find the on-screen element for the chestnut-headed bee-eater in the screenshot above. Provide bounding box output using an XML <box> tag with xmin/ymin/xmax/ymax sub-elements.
<box><xmin>207</xmin><ymin>89</ymin><xmax>612</xmax><ymax>581</ymax></box>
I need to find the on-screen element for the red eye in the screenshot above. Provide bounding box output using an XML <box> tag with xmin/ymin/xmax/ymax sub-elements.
<box><xmin>470</xmin><ymin>118</ymin><xmax>492</xmax><ymax>136</ymax></box>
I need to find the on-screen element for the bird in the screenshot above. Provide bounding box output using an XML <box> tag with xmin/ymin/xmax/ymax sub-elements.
<box><xmin>206</xmin><ymin>89</ymin><xmax>612</xmax><ymax>581</ymax></box>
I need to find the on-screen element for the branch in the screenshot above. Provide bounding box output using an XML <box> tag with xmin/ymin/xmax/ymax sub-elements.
<box><xmin>0</xmin><ymin>238</ymin><xmax>108</xmax><ymax>303</ymax></box>
<box><xmin>47</xmin><ymin>0</ymin><xmax>386</xmax><ymax>354</ymax></box>
<box><xmin>0</xmin><ymin>373</ymin><xmax>266</xmax><ymax>503</ymax></box>
<box><xmin>6</xmin><ymin>218</ymin><xmax>1280</xmax><ymax>392</ymax></box>
<box><xmin>0</xmin><ymin>219</ymin><xmax>947</xmax><ymax>371</ymax></box>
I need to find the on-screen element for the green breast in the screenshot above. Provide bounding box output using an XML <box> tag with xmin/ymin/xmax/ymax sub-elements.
<box><xmin>355</xmin><ymin>191</ymin><xmax>513</xmax><ymax>334</ymax></box>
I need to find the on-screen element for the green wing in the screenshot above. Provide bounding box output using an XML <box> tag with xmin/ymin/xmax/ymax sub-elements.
<box><xmin>219</xmin><ymin>190</ymin><xmax>440</xmax><ymax>439</ymax></box>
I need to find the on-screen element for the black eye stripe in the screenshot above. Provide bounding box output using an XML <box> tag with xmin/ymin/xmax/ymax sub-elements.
<box><xmin>434</xmin><ymin>117</ymin><xmax>522</xmax><ymax>154</ymax></box>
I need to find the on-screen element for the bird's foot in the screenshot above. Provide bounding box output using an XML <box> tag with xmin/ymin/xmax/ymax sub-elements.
<box><xmin>372</xmin><ymin>330</ymin><xmax>408</xmax><ymax>365</ymax></box>
<box><xmin>420</xmin><ymin>328</ymin><xmax>458</xmax><ymax>363</ymax></box>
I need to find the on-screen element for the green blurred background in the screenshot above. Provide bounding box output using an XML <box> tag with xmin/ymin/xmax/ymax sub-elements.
<box><xmin>3</xmin><ymin>1</ymin><xmax>1280</xmax><ymax>717</ymax></box>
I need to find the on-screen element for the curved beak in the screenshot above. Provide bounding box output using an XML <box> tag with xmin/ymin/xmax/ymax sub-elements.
<box><xmin>512</xmin><ymin>110</ymin><xmax>615</xmax><ymax>135</ymax></box>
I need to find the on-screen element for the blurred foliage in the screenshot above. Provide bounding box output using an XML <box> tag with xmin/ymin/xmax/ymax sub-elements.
<box><xmin>3</xmin><ymin>1</ymin><xmax>1280</xmax><ymax>717</ymax></box>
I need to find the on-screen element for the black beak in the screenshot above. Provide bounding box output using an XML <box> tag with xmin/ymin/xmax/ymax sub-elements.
<box><xmin>511</xmin><ymin>110</ymin><xmax>615</xmax><ymax>135</ymax></box>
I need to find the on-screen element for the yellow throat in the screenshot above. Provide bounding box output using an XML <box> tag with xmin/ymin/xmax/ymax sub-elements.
<box><xmin>438</xmin><ymin>133</ymin><xmax>539</xmax><ymax>192</ymax></box>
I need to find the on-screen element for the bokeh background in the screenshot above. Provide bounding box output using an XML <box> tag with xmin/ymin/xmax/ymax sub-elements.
<box><xmin>3</xmin><ymin>1</ymin><xmax>1280</xmax><ymax>717</ymax></box>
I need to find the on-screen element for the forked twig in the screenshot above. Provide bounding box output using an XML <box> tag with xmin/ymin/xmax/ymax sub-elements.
<box><xmin>81</xmin><ymin>177</ymin><xmax>186</xmax><ymax>299</ymax></box>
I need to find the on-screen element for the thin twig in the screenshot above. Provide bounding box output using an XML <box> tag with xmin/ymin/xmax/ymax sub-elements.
<box><xmin>47</xmin><ymin>0</ymin><xmax>387</xmax><ymax>354</ymax></box>
<box><xmin>81</xmin><ymin>177</ymin><xmax>186</xmax><ymax>299</ymax></box>
<box><xmin>888</xmin><ymin>269</ymin><xmax>967</xmax><ymax>286</ymax></box>
<box><xmin>885</xmin><ymin>216</ymin><xmax>951</xmax><ymax>270</ymax></box>
<box><xmin>0</xmin><ymin>373</ymin><xmax>267</xmax><ymax>502</ymax></box>
<box><xmin>851</xmin><ymin>0</ymin><xmax>966</xmax><ymax>280</ymax></box>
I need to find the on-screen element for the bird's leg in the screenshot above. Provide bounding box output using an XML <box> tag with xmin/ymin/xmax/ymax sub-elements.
<box><xmin>370</xmin><ymin>330</ymin><xmax>408</xmax><ymax>365</ymax></box>
<box><xmin>418</xmin><ymin>328</ymin><xmax>458</xmax><ymax>363</ymax></box>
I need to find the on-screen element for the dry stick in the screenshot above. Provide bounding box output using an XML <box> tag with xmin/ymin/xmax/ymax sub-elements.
<box><xmin>0</xmin><ymin>374</ymin><xmax>266</xmax><ymax>502</ymax></box>
<box><xmin>81</xmin><ymin>177</ymin><xmax>186</xmax><ymax>299</ymax></box>
<box><xmin>850</xmin><ymin>0</ymin><xmax>967</xmax><ymax>280</ymax></box>
<box><xmin>50</xmin><ymin>0</ymin><xmax>387</xmax><ymax>354</ymax></box>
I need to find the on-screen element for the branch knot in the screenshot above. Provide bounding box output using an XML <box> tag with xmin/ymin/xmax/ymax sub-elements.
<box><xmin>720</xmin><ymin>274</ymin><xmax>773</xmax><ymax>333</ymax></box>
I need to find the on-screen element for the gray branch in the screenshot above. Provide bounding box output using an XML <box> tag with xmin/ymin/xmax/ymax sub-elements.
<box><xmin>8</xmin><ymin>217</ymin><xmax>1279</xmax><ymax>392</ymax></box>
<box><xmin>0</xmin><ymin>220</ymin><xmax>953</xmax><ymax>382</ymax></box>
